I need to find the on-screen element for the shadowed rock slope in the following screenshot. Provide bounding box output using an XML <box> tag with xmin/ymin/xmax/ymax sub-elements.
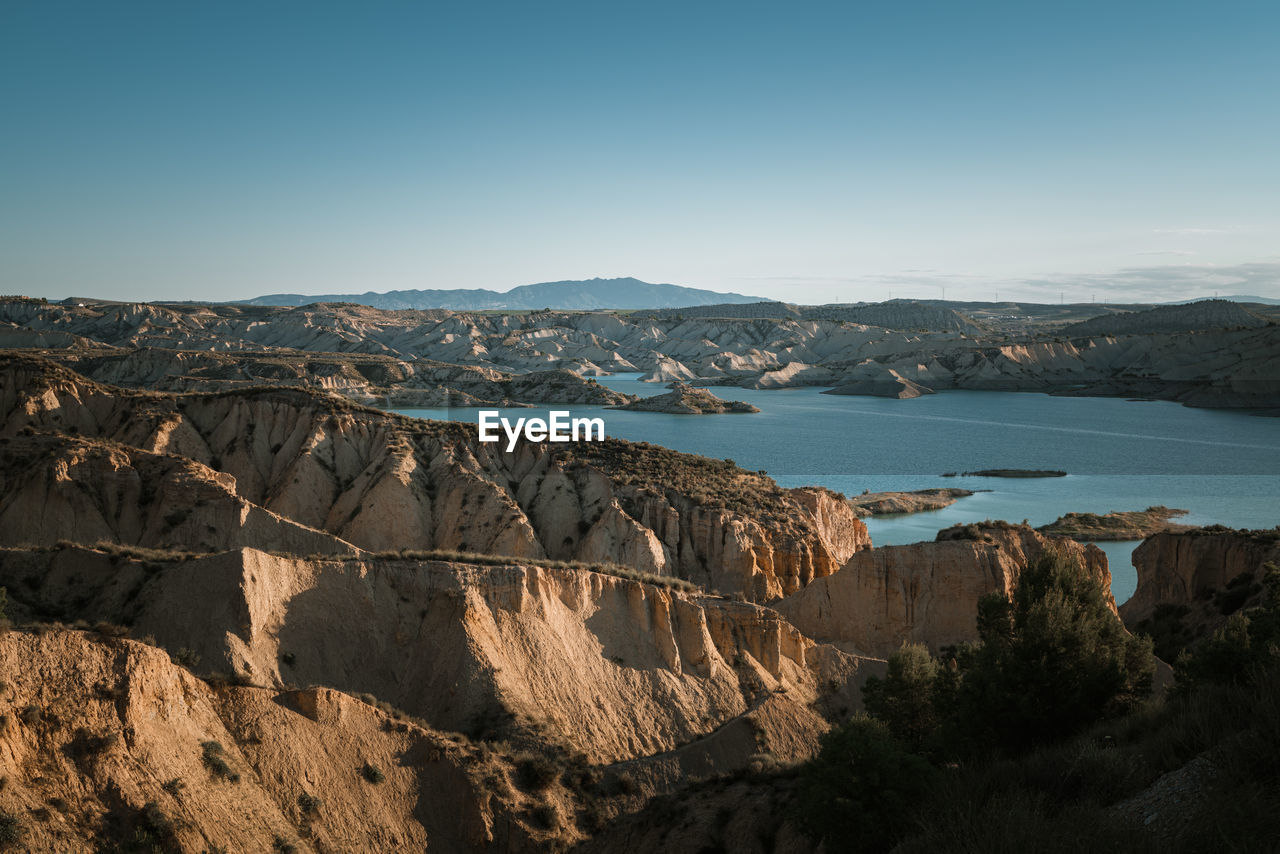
<box><xmin>1119</xmin><ymin>527</ymin><xmax>1280</xmax><ymax>662</ymax></box>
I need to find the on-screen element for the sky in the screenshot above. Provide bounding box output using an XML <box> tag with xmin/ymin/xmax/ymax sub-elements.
<box><xmin>2</xmin><ymin>0</ymin><xmax>1278</xmax><ymax>305</ymax></box>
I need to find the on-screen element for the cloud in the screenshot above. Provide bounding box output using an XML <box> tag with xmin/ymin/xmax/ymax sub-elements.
<box><xmin>1150</xmin><ymin>227</ymin><xmax>1236</xmax><ymax>235</ymax></box>
<box><xmin>731</xmin><ymin>260</ymin><xmax>1280</xmax><ymax>305</ymax></box>
<box><xmin>1133</xmin><ymin>250</ymin><xmax>1196</xmax><ymax>257</ymax></box>
<box><xmin>1016</xmin><ymin>261</ymin><xmax>1280</xmax><ymax>303</ymax></box>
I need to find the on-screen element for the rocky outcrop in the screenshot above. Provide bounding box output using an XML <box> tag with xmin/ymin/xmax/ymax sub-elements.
<box><xmin>822</xmin><ymin>363</ymin><xmax>934</xmax><ymax>398</ymax></box>
<box><xmin>774</xmin><ymin>523</ymin><xmax>1112</xmax><ymax>657</ymax></box>
<box><xmin>0</xmin><ymin>354</ymin><xmax>869</xmax><ymax>599</ymax></box>
<box><xmin>639</xmin><ymin>299</ymin><xmax>986</xmax><ymax>334</ymax></box>
<box><xmin>1119</xmin><ymin>527</ymin><xmax>1280</xmax><ymax>625</ymax></box>
<box><xmin>610</xmin><ymin>383</ymin><xmax>759</xmax><ymax>414</ymax></box>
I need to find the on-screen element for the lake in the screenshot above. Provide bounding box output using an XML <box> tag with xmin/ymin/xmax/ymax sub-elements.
<box><xmin>396</xmin><ymin>374</ymin><xmax>1280</xmax><ymax>604</ymax></box>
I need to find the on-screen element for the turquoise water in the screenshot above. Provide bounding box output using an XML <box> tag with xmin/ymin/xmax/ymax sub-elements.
<box><xmin>395</xmin><ymin>374</ymin><xmax>1280</xmax><ymax>604</ymax></box>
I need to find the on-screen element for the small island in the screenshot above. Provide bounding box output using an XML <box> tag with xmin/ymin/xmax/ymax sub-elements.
<box><xmin>847</xmin><ymin>487</ymin><xmax>975</xmax><ymax>517</ymax></box>
<box><xmin>1038</xmin><ymin>506</ymin><xmax>1193</xmax><ymax>540</ymax></box>
<box><xmin>942</xmin><ymin>469</ymin><xmax>1067</xmax><ymax>478</ymax></box>
<box><xmin>609</xmin><ymin>382</ymin><xmax>760</xmax><ymax>414</ymax></box>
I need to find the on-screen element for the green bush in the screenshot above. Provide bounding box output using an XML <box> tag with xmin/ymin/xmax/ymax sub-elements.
<box><xmin>1177</xmin><ymin>563</ymin><xmax>1280</xmax><ymax>689</ymax></box>
<box><xmin>515</xmin><ymin>754</ymin><xmax>559</xmax><ymax>792</ymax></box>
<box><xmin>360</xmin><ymin>761</ymin><xmax>385</xmax><ymax>784</ymax></box>
<box><xmin>862</xmin><ymin>643</ymin><xmax>940</xmax><ymax>753</ymax></box>
<box><xmin>200</xmin><ymin>741</ymin><xmax>239</xmax><ymax>783</ymax></box>
<box><xmin>0</xmin><ymin>812</ymin><xmax>21</xmax><ymax>845</ymax></box>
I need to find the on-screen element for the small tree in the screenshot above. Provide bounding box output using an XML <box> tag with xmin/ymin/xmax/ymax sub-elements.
<box><xmin>794</xmin><ymin>716</ymin><xmax>936</xmax><ymax>852</ymax></box>
<box><xmin>862</xmin><ymin>643</ymin><xmax>940</xmax><ymax>752</ymax></box>
<box><xmin>947</xmin><ymin>548</ymin><xmax>1154</xmax><ymax>753</ymax></box>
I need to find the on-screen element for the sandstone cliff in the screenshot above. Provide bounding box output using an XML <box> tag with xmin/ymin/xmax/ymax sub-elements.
<box><xmin>773</xmin><ymin>523</ymin><xmax>1111</xmax><ymax>657</ymax></box>
<box><xmin>0</xmin><ymin>543</ymin><xmax>879</xmax><ymax>767</ymax></box>
<box><xmin>1120</xmin><ymin>527</ymin><xmax>1280</xmax><ymax>626</ymax></box>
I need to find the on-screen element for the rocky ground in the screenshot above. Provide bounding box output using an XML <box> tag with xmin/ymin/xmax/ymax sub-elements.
<box><xmin>846</xmin><ymin>488</ymin><xmax>974</xmax><ymax>517</ymax></box>
<box><xmin>610</xmin><ymin>383</ymin><xmax>759</xmax><ymax>414</ymax></box>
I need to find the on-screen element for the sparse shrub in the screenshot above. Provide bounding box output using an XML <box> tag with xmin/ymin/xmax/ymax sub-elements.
<box><xmin>360</xmin><ymin>762</ymin><xmax>385</xmax><ymax>784</ymax></box>
<box><xmin>531</xmin><ymin>803</ymin><xmax>557</xmax><ymax>829</ymax></box>
<box><xmin>66</xmin><ymin>727</ymin><xmax>119</xmax><ymax>760</ymax></box>
<box><xmin>944</xmin><ymin>548</ymin><xmax>1154</xmax><ymax>755</ymax></box>
<box><xmin>162</xmin><ymin>778</ymin><xmax>184</xmax><ymax>796</ymax></box>
<box><xmin>272</xmin><ymin>837</ymin><xmax>296</xmax><ymax>854</ymax></box>
<box><xmin>19</xmin><ymin>705</ymin><xmax>41</xmax><ymax>726</ymax></box>
<box><xmin>170</xmin><ymin>647</ymin><xmax>200</xmax><ymax>669</ymax></box>
<box><xmin>515</xmin><ymin>754</ymin><xmax>559</xmax><ymax>792</ymax></box>
<box><xmin>94</xmin><ymin>621</ymin><xmax>130</xmax><ymax>638</ymax></box>
<box><xmin>297</xmin><ymin>793</ymin><xmax>321</xmax><ymax>815</ymax></box>
<box><xmin>280</xmin><ymin>652</ymin><xmax>296</xmax><ymax>667</ymax></box>
<box><xmin>200</xmin><ymin>740</ymin><xmax>239</xmax><ymax>782</ymax></box>
<box><xmin>1178</xmin><ymin>564</ymin><xmax>1280</xmax><ymax>690</ymax></box>
<box><xmin>0</xmin><ymin>812</ymin><xmax>21</xmax><ymax>844</ymax></box>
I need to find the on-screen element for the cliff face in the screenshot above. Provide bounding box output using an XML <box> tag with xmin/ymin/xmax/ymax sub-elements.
<box><xmin>774</xmin><ymin>524</ymin><xmax>1111</xmax><ymax>657</ymax></box>
<box><xmin>0</xmin><ymin>355</ymin><xmax>868</xmax><ymax>599</ymax></box>
<box><xmin>1120</xmin><ymin>528</ymin><xmax>1280</xmax><ymax>625</ymax></box>
<box><xmin>0</xmin><ymin>544</ymin><xmax>878</xmax><ymax>767</ymax></box>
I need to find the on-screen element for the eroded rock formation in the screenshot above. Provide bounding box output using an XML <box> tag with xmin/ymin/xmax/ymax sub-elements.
<box><xmin>774</xmin><ymin>523</ymin><xmax>1112</xmax><ymax>657</ymax></box>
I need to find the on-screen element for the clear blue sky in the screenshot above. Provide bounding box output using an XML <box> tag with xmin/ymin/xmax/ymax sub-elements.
<box><xmin>3</xmin><ymin>0</ymin><xmax>1278</xmax><ymax>304</ymax></box>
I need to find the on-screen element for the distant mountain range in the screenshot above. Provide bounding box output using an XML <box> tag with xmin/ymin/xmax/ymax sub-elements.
<box><xmin>238</xmin><ymin>277</ymin><xmax>764</xmax><ymax>311</ymax></box>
